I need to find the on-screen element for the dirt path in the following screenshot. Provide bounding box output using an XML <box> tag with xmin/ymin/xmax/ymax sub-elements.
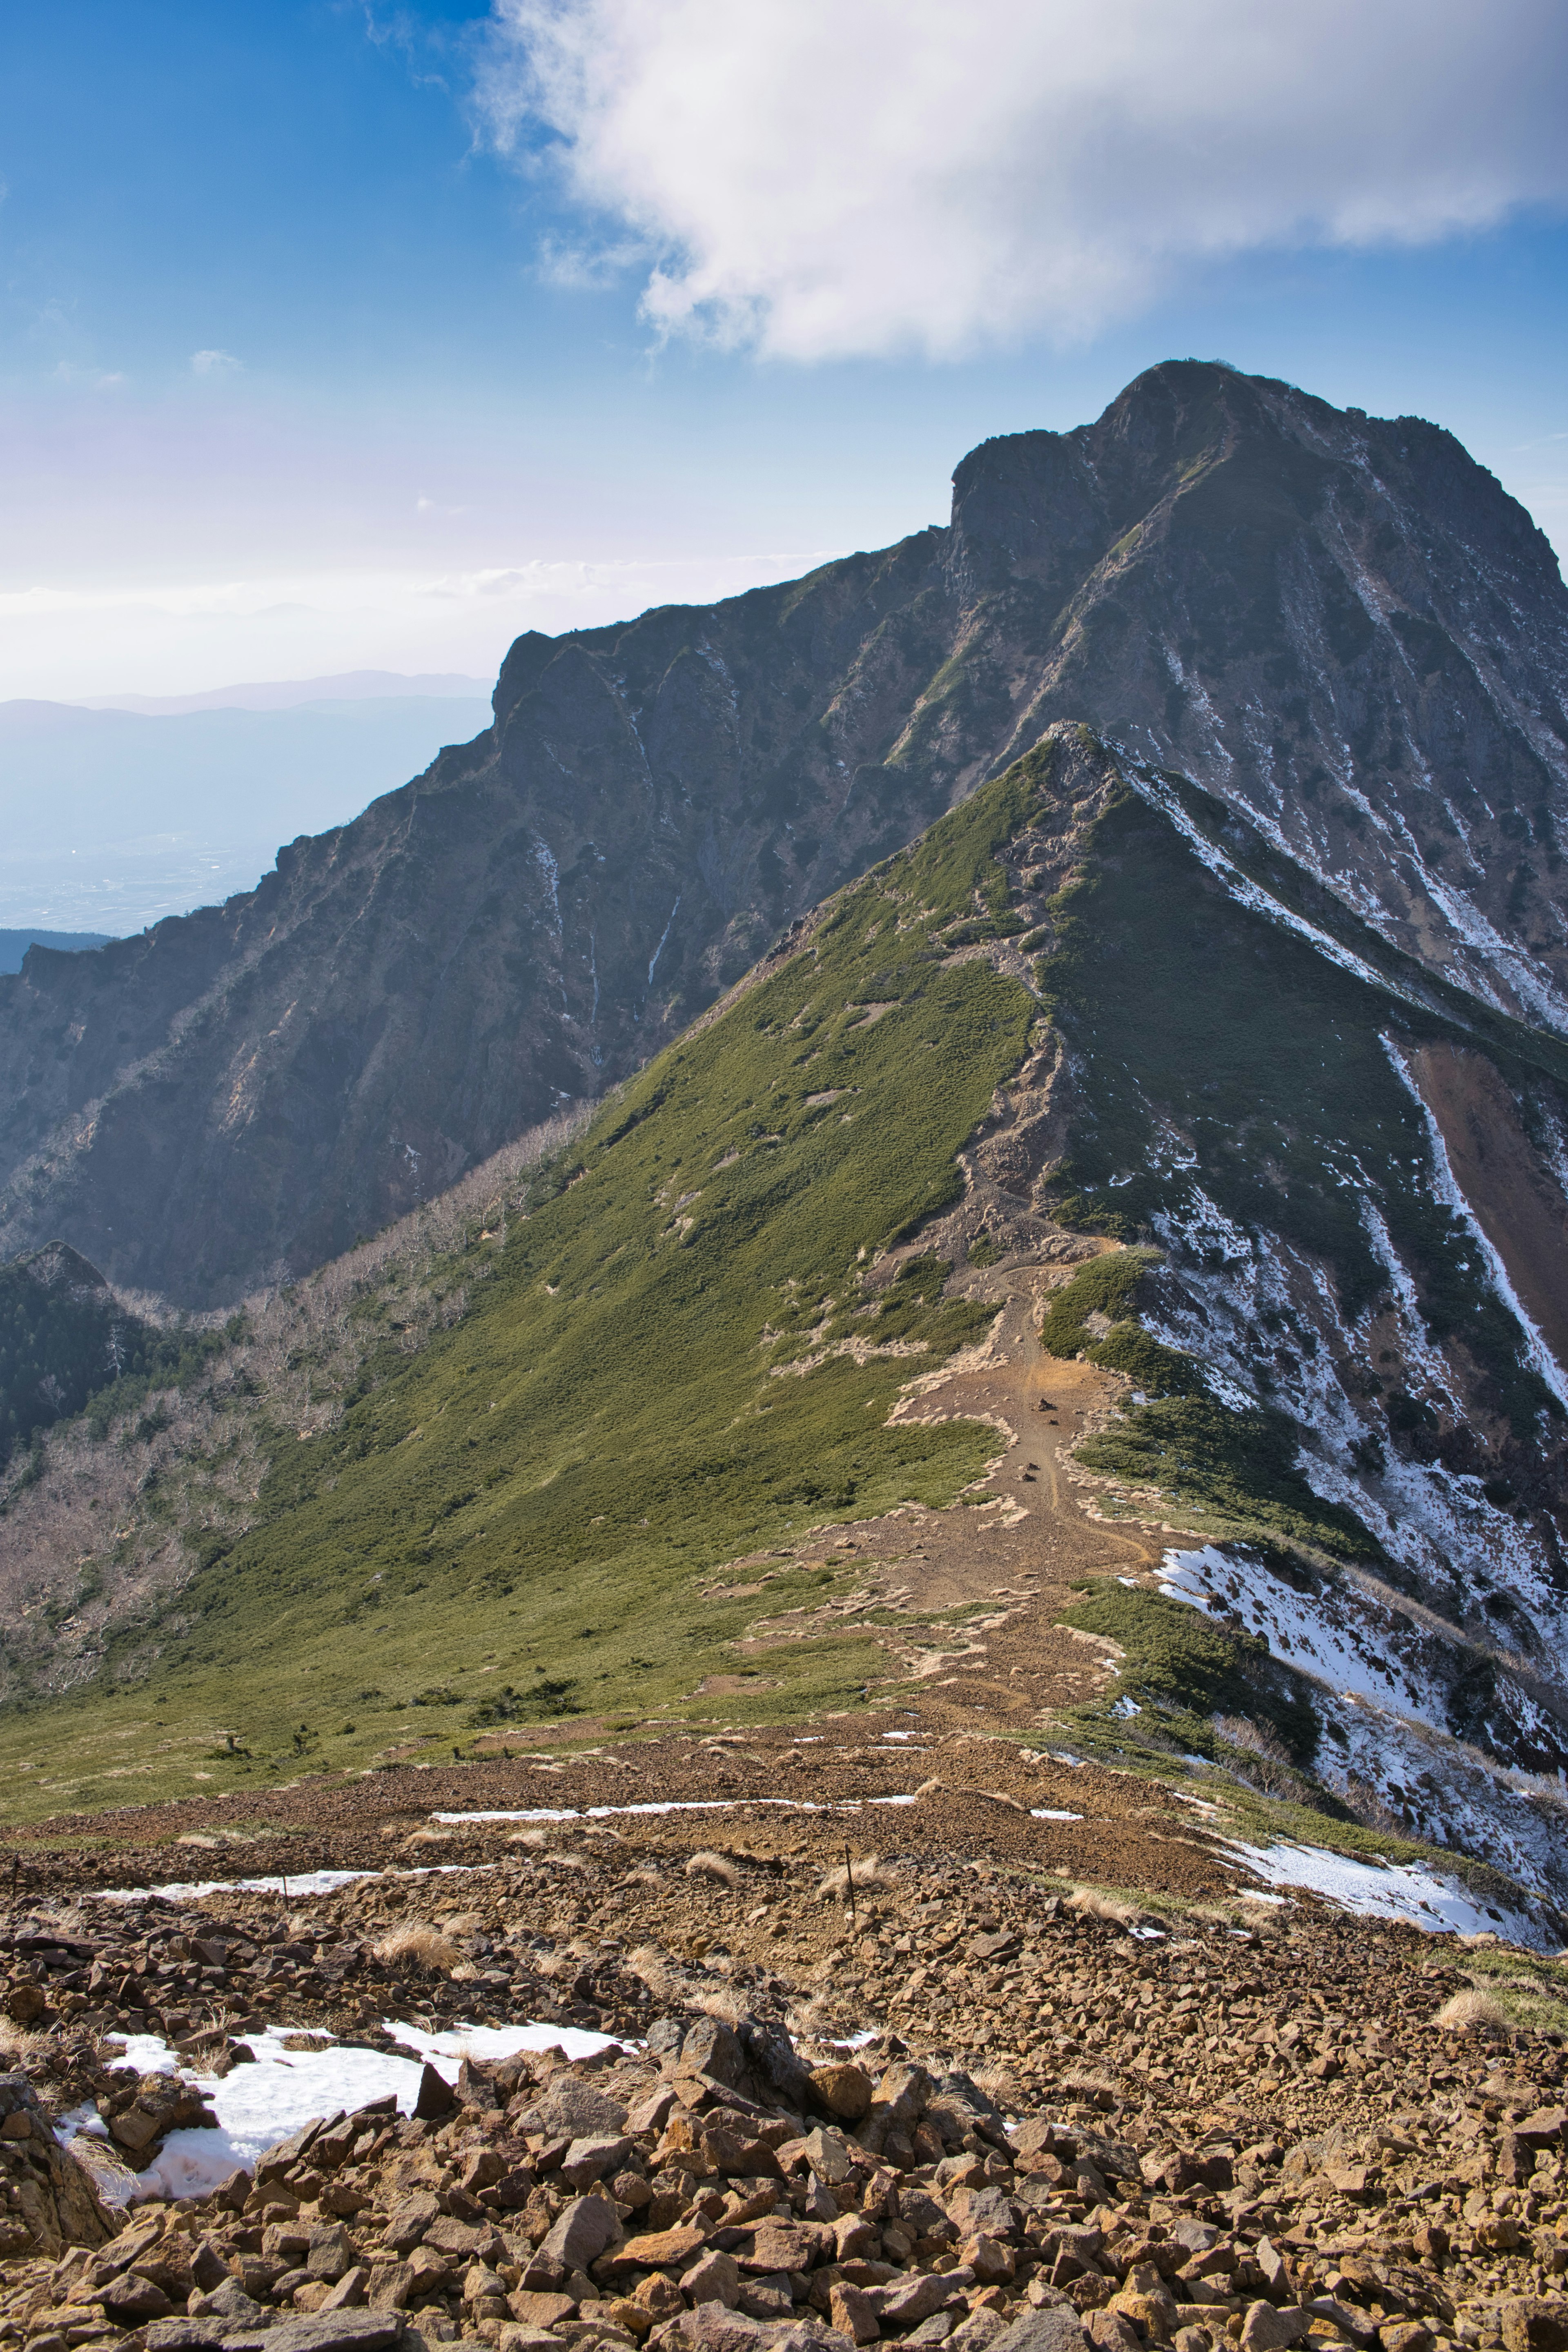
<box><xmin>710</xmin><ymin>1270</ymin><xmax>1195</xmax><ymax>1743</ymax></box>
<box><xmin>0</xmin><ymin>1255</ymin><xmax>1241</xmax><ymax>1905</ymax></box>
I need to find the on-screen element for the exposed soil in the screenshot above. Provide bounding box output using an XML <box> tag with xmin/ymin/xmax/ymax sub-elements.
<box><xmin>1407</xmin><ymin>1045</ymin><xmax>1568</xmax><ymax>1378</ymax></box>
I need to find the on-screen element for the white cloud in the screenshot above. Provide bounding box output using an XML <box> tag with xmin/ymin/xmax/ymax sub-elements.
<box><xmin>473</xmin><ymin>0</ymin><xmax>1568</xmax><ymax>359</ymax></box>
<box><xmin>191</xmin><ymin>348</ymin><xmax>243</xmax><ymax>376</ymax></box>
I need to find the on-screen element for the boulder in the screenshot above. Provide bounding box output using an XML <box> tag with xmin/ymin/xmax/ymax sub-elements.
<box><xmin>0</xmin><ymin>2072</ymin><xmax>115</xmax><ymax>2258</ymax></box>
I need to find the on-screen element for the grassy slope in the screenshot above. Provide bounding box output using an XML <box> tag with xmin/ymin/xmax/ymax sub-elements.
<box><xmin>0</xmin><ymin>771</ymin><xmax>1041</xmax><ymax>1819</ymax></box>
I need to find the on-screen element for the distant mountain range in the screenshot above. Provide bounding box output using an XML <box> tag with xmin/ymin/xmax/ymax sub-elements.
<box><xmin>0</xmin><ymin>682</ymin><xmax>494</xmax><ymax>934</ymax></box>
<box><xmin>74</xmin><ymin>668</ymin><xmax>492</xmax><ymax>716</ymax></box>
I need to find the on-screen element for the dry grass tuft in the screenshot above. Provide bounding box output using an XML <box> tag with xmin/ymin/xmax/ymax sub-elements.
<box><xmin>972</xmin><ymin>2062</ymin><xmax>1025</xmax><ymax>2106</ymax></box>
<box><xmin>374</xmin><ymin>1921</ymin><xmax>460</xmax><ymax>1972</ymax></box>
<box><xmin>621</xmin><ymin>1866</ymin><xmax>663</xmax><ymax>1889</ymax></box>
<box><xmin>816</xmin><ymin>1853</ymin><xmax>896</xmax><ymax>1902</ymax></box>
<box><xmin>1435</xmin><ymin>1988</ymin><xmax>1510</xmax><ymax>2032</ymax></box>
<box><xmin>439</xmin><ymin>1911</ymin><xmax>487</xmax><ymax>1936</ymax></box>
<box><xmin>0</xmin><ymin>2022</ymin><xmax>52</xmax><ymax>2069</ymax></box>
<box><xmin>1066</xmin><ymin>1885</ymin><xmax>1142</xmax><ymax>1928</ymax></box>
<box><xmin>403</xmin><ymin>1826</ymin><xmax>452</xmax><ymax>1849</ymax></box>
<box><xmin>508</xmin><ymin>1828</ymin><xmax>549</xmax><ymax>1849</ymax></box>
<box><xmin>67</xmin><ymin>2135</ymin><xmax>138</xmax><ymax>2207</ymax></box>
<box><xmin>686</xmin><ymin>1850</ymin><xmax>742</xmax><ymax>1890</ymax></box>
<box><xmin>628</xmin><ymin>1946</ymin><xmax>694</xmax><ymax>2006</ymax></box>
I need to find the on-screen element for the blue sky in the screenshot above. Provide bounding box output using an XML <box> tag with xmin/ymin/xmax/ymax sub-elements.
<box><xmin>2</xmin><ymin>0</ymin><xmax>1566</xmax><ymax>699</ymax></box>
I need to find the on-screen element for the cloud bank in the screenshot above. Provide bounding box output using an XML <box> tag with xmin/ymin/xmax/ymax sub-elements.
<box><xmin>474</xmin><ymin>0</ymin><xmax>1568</xmax><ymax>359</ymax></box>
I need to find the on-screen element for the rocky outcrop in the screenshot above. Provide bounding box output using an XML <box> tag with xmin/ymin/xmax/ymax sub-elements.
<box><xmin>2</xmin><ymin>363</ymin><xmax>1567</xmax><ymax>1304</ymax></box>
<box><xmin>0</xmin><ymin>2072</ymin><xmax>114</xmax><ymax>2258</ymax></box>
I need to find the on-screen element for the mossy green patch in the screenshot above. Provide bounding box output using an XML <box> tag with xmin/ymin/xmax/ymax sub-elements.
<box><xmin>1056</xmin><ymin>1577</ymin><xmax>1320</xmax><ymax>1764</ymax></box>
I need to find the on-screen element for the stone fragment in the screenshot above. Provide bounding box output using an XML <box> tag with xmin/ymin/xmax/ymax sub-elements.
<box><xmin>102</xmin><ymin>2270</ymin><xmax>175</xmax><ymax>2321</ymax></box>
<box><xmin>876</xmin><ymin>2272</ymin><xmax>964</xmax><ymax>2326</ymax></box>
<box><xmin>830</xmin><ymin>2283</ymin><xmax>881</xmax><ymax>2343</ymax></box>
<box><xmin>949</xmin><ymin>2314</ymin><xmax>1010</xmax><ymax>2352</ymax></box>
<box><xmin>733</xmin><ymin>2221</ymin><xmax>829</xmax><ymax>2275</ymax></box>
<box><xmin>540</xmin><ymin>2194</ymin><xmax>621</xmax><ymax>2272</ymax></box>
<box><xmin>562</xmin><ymin>2134</ymin><xmax>634</xmax><ymax>2187</ymax></box>
<box><xmin>810</xmin><ymin>2067</ymin><xmax>872</xmax><ymax>2125</ymax></box>
<box><xmin>1501</xmin><ymin>2304</ymin><xmax>1568</xmax><ymax>2352</ymax></box>
<box><xmin>1239</xmin><ymin>2304</ymin><xmax>1311</xmax><ymax>2352</ymax></box>
<box><xmin>365</xmin><ymin>2261</ymin><xmax>414</xmax><ymax>2312</ymax></box>
<box><xmin>1087</xmin><ymin>2317</ymin><xmax>1142</xmax><ymax>2352</ymax></box>
<box><xmin>804</xmin><ymin>2128</ymin><xmax>854</xmax><ymax>2186</ymax></box>
<box><xmin>682</xmin><ymin>2018</ymin><xmax>747</xmax><ymax>2089</ymax></box>
<box><xmin>236</xmin><ymin>2311</ymin><xmax>404</xmax><ymax>2352</ymax></box>
<box><xmin>509</xmin><ymin>2291</ymin><xmax>578</xmax><ymax>2328</ymax></box>
<box><xmin>989</xmin><ymin>2310</ymin><xmax>1091</xmax><ymax>2352</ymax></box>
<box><xmin>608</xmin><ymin>2223</ymin><xmax>710</xmax><ymax>2272</ymax></box>
<box><xmin>191</xmin><ymin>2278</ymin><xmax>274</xmax><ymax>2327</ymax></box>
<box><xmin>382</xmin><ymin>2193</ymin><xmax>439</xmax><ymax>2257</ymax></box>
<box><xmin>684</xmin><ymin>2251</ymin><xmax>743</xmax><ymax>2307</ymax></box>
<box><xmin>963</xmin><ymin>2234</ymin><xmax>1016</xmax><ymax>2286</ymax></box>
<box><xmin>1381</xmin><ymin>2326</ymin><xmax>1433</xmax><ymax>2352</ymax></box>
<box><xmin>412</xmin><ymin>2064</ymin><xmax>455</xmax><ymax>2121</ymax></box>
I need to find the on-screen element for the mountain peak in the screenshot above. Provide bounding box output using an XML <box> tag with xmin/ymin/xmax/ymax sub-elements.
<box><xmin>1</xmin><ymin>365</ymin><xmax>1566</xmax><ymax>1301</ymax></box>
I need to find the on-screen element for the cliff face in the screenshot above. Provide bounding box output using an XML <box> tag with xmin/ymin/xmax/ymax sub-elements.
<box><xmin>2</xmin><ymin>361</ymin><xmax>1566</xmax><ymax>1304</ymax></box>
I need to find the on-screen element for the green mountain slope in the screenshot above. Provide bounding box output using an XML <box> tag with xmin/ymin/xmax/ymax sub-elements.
<box><xmin>0</xmin><ymin>767</ymin><xmax>1047</xmax><ymax>1806</ymax></box>
<box><xmin>4</xmin><ymin>725</ymin><xmax>1567</xmax><ymax>1896</ymax></box>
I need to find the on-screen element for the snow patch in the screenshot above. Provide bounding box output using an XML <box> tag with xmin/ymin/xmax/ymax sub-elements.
<box><xmin>77</xmin><ymin>2015</ymin><xmax>625</xmax><ymax>2204</ymax></box>
<box><xmin>1224</xmin><ymin>1838</ymin><xmax>1541</xmax><ymax>1942</ymax></box>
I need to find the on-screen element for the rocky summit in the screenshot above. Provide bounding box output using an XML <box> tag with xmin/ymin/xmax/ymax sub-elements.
<box><xmin>2</xmin><ymin>363</ymin><xmax>1566</xmax><ymax>1303</ymax></box>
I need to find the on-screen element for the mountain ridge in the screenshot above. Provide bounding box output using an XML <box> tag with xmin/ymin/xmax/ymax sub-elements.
<box><xmin>3</xmin><ymin>361</ymin><xmax>1567</xmax><ymax>1304</ymax></box>
<box><xmin>3</xmin><ymin>725</ymin><xmax>1566</xmax><ymax>1942</ymax></box>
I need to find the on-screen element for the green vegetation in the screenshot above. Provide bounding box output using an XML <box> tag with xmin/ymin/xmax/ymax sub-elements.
<box><xmin>0</xmin><ymin>760</ymin><xmax>1045</xmax><ymax>1819</ymax></box>
<box><xmin>1056</xmin><ymin>1576</ymin><xmax>1320</xmax><ymax>1764</ymax></box>
<box><xmin>0</xmin><ymin>1244</ymin><xmax>225</xmax><ymax>1472</ymax></box>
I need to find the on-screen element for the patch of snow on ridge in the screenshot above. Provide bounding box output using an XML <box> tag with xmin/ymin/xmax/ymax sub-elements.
<box><xmin>101</xmin><ymin>1863</ymin><xmax>491</xmax><ymax>1904</ymax></box>
<box><xmin>1154</xmin><ymin>1545</ymin><xmax>1447</xmax><ymax>1726</ymax></box>
<box><xmin>1223</xmin><ymin>1839</ymin><xmax>1544</xmax><ymax>1943</ymax></box>
<box><xmin>1157</xmin><ymin>1544</ymin><xmax>1568</xmax><ymax>1911</ymax></box>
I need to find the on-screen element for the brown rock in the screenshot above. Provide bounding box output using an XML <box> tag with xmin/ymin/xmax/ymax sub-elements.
<box><xmin>1381</xmin><ymin>2327</ymin><xmax>1433</xmax><ymax>2352</ymax></box>
<box><xmin>811</xmin><ymin>2066</ymin><xmax>873</xmax><ymax>2125</ymax></box>
<box><xmin>1501</xmin><ymin>2303</ymin><xmax>1568</xmax><ymax>2352</ymax></box>
<box><xmin>831</xmin><ymin>2283</ymin><xmax>882</xmax><ymax>2343</ymax></box>
<box><xmin>3</xmin><ymin>1981</ymin><xmax>47</xmax><ymax>2025</ymax></box>
<box><xmin>509</xmin><ymin>2290</ymin><xmax>579</xmax><ymax>2327</ymax></box>
<box><xmin>1238</xmin><ymin>2305</ymin><xmax>1310</xmax><ymax>2352</ymax></box>
<box><xmin>734</xmin><ymin>2221</ymin><xmax>830</xmax><ymax>2274</ymax></box>
<box><xmin>965</xmin><ymin>2235</ymin><xmax>1017</xmax><ymax>2285</ymax></box>
<box><xmin>102</xmin><ymin>2271</ymin><xmax>175</xmax><ymax>2322</ymax></box>
<box><xmin>684</xmin><ymin>2251</ymin><xmax>743</xmax><ymax>2308</ymax></box>
<box><xmin>0</xmin><ymin>2073</ymin><xmax>114</xmax><ymax>2256</ymax></box>
<box><xmin>412</xmin><ymin>2062</ymin><xmax>456</xmax><ymax>2120</ymax></box>
<box><xmin>609</xmin><ymin>2222</ymin><xmax>710</xmax><ymax>2272</ymax></box>
<box><xmin>877</xmin><ymin>2272</ymin><xmax>966</xmax><ymax>2326</ymax></box>
<box><xmin>635</xmin><ymin>2274</ymin><xmax>687</xmax><ymax>2321</ymax></box>
<box><xmin>364</xmin><ymin>2260</ymin><xmax>414</xmax><ymax>2311</ymax></box>
<box><xmin>540</xmin><ymin>2193</ymin><xmax>621</xmax><ymax>2272</ymax></box>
